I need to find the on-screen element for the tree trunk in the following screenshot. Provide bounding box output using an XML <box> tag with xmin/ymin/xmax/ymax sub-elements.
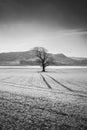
<box><xmin>42</xmin><ymin>65</ymin><xmax>45</xmax><ymax>72</ymax></box>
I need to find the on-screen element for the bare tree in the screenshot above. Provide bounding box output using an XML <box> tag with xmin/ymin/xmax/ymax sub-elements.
<box><xmin>33</xmin><ymin>47</ymin><xmax>49</xmax><ymax>72</ymax></box>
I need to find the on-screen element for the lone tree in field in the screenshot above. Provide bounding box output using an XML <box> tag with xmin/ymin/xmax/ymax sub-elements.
<box><xmin>33</xmin><ymin>47</ymin><xmax>49</xmax><ymax>72</ymax></box>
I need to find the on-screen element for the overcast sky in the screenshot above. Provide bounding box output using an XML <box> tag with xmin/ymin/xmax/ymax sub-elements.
<box><xmin>0</xmin><ymin>0</ymin><xmax>87</xmax><ymax>57</ymax></box>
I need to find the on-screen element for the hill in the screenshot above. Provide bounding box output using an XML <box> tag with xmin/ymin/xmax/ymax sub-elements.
<box><xmin>0</xmin><ymin>50</ymin><xmax>87</xmax><ymax>66</ymax></box>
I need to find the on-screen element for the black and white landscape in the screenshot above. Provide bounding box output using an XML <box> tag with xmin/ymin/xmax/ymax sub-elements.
<box><xmin>0</xmin><ymin>49</ymin><xmax>87</xmax><ymax>66</ymax></box>
<box><xmin>0</xmin><ymin>67</ymin><xmax>87</xmax><ymax>130</ymax></box>
<box><xmin>0</xmin><ymin>0</ymin><xmax>87</xmax><ymax>130</ymax></box>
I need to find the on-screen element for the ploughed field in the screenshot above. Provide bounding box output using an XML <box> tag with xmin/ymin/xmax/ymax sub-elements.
<box><xmin>0</xmin><ymin>67</ymin><xmax>87</xmax><ymax>130</ymax></box>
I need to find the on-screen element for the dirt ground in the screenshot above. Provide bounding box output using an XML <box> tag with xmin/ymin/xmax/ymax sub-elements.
<box><xmin>0</xmin><ymin>67</ymin><xmax>87</xmax><ymax>130</ymax></box>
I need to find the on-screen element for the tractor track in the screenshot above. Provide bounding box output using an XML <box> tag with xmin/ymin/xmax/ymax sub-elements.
<box><xmin>40</xmin><ymin>73</ymin><xmax>87</xmax><ymax>97</ymax></box>
<box><xmin>0</xmin><ymin>73</ymin><xmax>87</xmax><ymax>98</ymax></box>
<box><xmin>46</xmin><ymin>74</ymin><xmax>73</xmax><ymax>92</ymax></box>
<box><xmin>40</xmin><ymin>73</ymin><xmax>73</xmax><ymax>92</ymax></box>
<box><xmin>40</xmin><ymin>74</ymin><xmax>52</xmax><ymax>89</ymax></box>
<box><xmin>45</xmin><ymin>74</ymin><xmax>87</xmax><ymax>96</ymax></box>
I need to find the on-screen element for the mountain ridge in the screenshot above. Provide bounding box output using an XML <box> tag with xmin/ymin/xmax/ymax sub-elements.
<box><xmin>0</xmin><ymin>50</ymin><xmax>87</xmax><ymax>66</ymax></box>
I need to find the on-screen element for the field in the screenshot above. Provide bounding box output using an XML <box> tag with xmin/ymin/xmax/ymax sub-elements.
<box><xmin>0</xmin><ymin>67</ymin><xmax>87</xmax><ymax>130</ymax></box>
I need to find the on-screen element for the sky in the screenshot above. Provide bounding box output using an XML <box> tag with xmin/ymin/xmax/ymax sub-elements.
<box><xmin>0</xmin><ymin>0</ymin><xmax>87</xmax><ymax>57</ymax></box>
